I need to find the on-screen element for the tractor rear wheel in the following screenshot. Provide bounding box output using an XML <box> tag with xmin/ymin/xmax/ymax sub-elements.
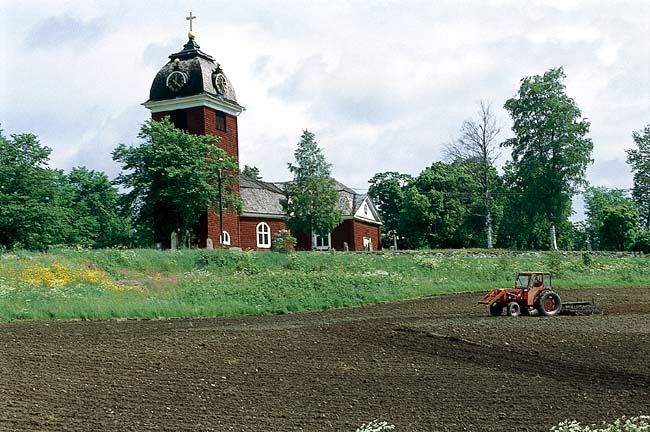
<box><xmin>489</xmin><ymin>303</ymin><xmax>503</xmax><ymax>316</ymax></box>
<box><xmin>537</xmin><ymin>291</ymin><xmax>562</xmax><ymax>317</ymax></box>
<box><xmin>507</xmin><ymin>302</ymin><xmax>521</xmax><ymax>317</ymax></box>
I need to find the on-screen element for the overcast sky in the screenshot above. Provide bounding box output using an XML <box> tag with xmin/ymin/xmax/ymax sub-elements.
<box><xmin>1</xmin><ymin>0</ymin><xmax>649</xmax><ymax>220</ymax></box>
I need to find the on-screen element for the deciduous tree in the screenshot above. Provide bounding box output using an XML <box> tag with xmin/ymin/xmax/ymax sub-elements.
<box><xmin>368</xmin><ymin>171</ymin><xmax>413</xmax><ymax>241</ymax></box>
<box><xmin>600</xmin><ymin>204</ymin><xmax>638</xmax><ymax>251</ymax></box>
<box><xmin>445</xmin><ymin>101</ymin><xmax>501</xmax><ymax>248</ymax></box>
<box><xmin>398</xmin><ymin>186</ymin><xmax>434</xmax><ymax>249</ymax></box>
<box><xmin>502</xmin><ymin>67</ymin><xmax>593</xmax><ymax>249</ymax></box>
<box><xmin>415</xmin><ymin>161</ymin><xmax>503</xmax><ymax>248</ymax></box>
<box><xmin>632</xmin><ymin>229</ymin><xmax>650</xmax><ymax>253</ymax></box>
<box><xmin>583</xmin><ymin>186</ymin><xmax>632</xmax><ymax>250</ymax></box>
<box><xmin>625</xmin><ymin>124</ymin><xmax>650</xmax><ymax>227</ymax></box>
<box><xmin>66</xmin><ymin>167</ymin><xmax>129</xmax><ymax>247</ymax></box>
<box><xmin>0</xmin><ymin>129</ymin><xmax>71</xmax><ymax>249</ymax></box>
<box><xmin>112</xmin><ymin>118</ymin><xmax>239</xmax><ymax>247</ymax></box>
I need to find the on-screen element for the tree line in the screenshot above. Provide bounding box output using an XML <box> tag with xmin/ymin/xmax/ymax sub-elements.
<box><xmin>0</xmin><ymin>66</ymin><xmax>648</xmax><ymax>251</ymax></box>
<box><xmin>0</xmin><ymin>132</ymin><xmax>128</xmax><ymax>249</ymax></box>
<box><xmin>369</xmin><ymin>67</ymin><xmax>650</xmax><ymax>252</ymax></box>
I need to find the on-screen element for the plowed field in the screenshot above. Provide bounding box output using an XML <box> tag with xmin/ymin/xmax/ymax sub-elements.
<box><xmin>1</xmin><ymin>287</ymin><xmax>649</xmax><ymax>431</ymax></box>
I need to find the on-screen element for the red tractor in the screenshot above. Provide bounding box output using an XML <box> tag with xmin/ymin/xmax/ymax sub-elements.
<box><xmin>479</xmin><ymin>272</ymin><xmax>562</xmax><ymax>317</ymax></box>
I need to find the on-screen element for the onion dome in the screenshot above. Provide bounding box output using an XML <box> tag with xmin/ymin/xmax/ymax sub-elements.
<box><xmin>147</xmin><ymin>36</ymin><xmax>238</xmax><ymax>104</ymax></box>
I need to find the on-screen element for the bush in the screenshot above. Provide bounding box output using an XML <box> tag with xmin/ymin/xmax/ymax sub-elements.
<box><xmin>632</xmin><ymin>229</ymin><xmax>650</xmax><ymax>254</ymax></box>
<box><xmin>196</xmin><ymin>249</ymin><xmax>261</xmax><ymax>274</ymax></box>
<box><xmin>234</xmin><ymin>250</ymin><xmax>261</xmax><ymax>275</ymax></box>
<box><xmin>271</xmin><ymin>230</ymin><xmax>296</xmax><ymax>253</ymax></box>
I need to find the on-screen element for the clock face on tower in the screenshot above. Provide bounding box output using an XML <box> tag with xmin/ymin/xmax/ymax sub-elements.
<box><xmin>215</xmin><ymin>73</ymin><xmax>226</xmax><ymax>95</ymax></box>
<box><xmin>166</xmin><ymin>71</ymin><xmax>188</xmax><ymax>92</ymax></box>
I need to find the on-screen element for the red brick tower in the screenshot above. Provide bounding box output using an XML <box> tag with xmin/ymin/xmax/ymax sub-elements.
<box><xmin>143</xmin><ymin>18</ymin><xmax>244</xmax><ymax>248</ymax></box>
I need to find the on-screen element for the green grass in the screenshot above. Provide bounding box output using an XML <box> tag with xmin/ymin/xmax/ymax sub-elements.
<box><xmin>0</xmin><ymin>248</ymin><xmax>649</xmax><ymax>321</ymax></box>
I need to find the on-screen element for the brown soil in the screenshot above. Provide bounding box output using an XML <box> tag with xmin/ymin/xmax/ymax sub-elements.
<box><xmin>1</xmin><ymin>287</ymin><xmax>649</xmax><ymax>431</ymax></box>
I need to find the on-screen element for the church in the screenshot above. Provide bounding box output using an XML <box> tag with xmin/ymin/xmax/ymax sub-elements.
<box><xmin>143</xmin><ymin>15</ymin><xmax>381</xmax><ymax>251</ymax></box>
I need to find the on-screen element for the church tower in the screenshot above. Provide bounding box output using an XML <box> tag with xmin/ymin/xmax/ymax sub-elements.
<box><xmin>144</xmin><ymin>13</ymin><xmax>244</xmax><ymax>248</ymax></box>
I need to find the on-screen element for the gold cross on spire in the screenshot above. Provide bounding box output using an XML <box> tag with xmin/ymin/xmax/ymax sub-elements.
<box><xmin>186</xmin><ymin>11</ymin><xmax>197</xmax><ymax>37</ymax></box>
<box><xmin>186</xmin><ymin>12</ymin><xmax>197</xmax><ymax>31</ymax></box>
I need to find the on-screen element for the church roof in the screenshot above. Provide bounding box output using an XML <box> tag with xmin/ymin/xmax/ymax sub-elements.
<box><xmin>239</xmin><ymin>175</ymin><xmax>285</xmax><ymax>215</ymax></box>
<box><xmin>147</xmin><ymin>37</ymin><xmax>238</xmax><ymax>104</ymax></box>
<box><xmin>239</xmin><ymin>175</ymin><xmax>381</xmax><ymax>224</ymax></box>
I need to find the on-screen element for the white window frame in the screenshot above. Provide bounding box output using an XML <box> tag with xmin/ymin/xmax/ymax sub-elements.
<box><xmin>313</xmin><ymin>232</ymin><xmax>331</xmax><ymax>250</ymax></box>
<box><xmin>220</xmin><ymin>230</ymin><xmax>231</xmax><ymax>246</ymax></box>
<box><xmin>256</xmin><ymin>222</ymin><xmax>271</xmax><ymax>248</ymax></box>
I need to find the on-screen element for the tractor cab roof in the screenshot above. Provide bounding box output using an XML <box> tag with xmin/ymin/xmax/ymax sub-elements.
<box><xmin>517</xmin><ymin>271</ymin><xmax>550</xmax><ymax>276</ymax></box>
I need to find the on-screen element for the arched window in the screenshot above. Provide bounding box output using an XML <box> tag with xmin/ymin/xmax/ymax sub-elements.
<box><xmin>221</xmin><ymin>231</ymin><xmax>231</xmax><ymax>246</ymax></box>
<box><xmin>256</xmin><ymin>222</ymin><xmax>271</xmax><ymax>248</ymax></box>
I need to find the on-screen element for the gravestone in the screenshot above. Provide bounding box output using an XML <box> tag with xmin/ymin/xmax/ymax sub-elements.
<box><xmin>343</xmin><ymin>242</ymin><xmax>349</xmax><ymax>252</ymax></box>
<box><xmin>206</xmin><ymin>238</ymin><xmax>214</xmax><ymax>249</ymax></box>
<box><xmin>171</xmin><ymin>231</ymin><xmax>178</xmax><ymax>250</ymax></box>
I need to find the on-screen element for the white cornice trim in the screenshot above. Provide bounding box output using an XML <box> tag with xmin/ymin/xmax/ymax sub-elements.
<box><xmin>143</xmin><ymin>93</ymin><xmax>245</xmax><ymax>116</ymax></box>
<box><xmin>342</xmin><ymin>215</ymin><xmax>383</xmax><ymax>226</ymax></box>
<box><xmin>240</xmin><ymin>212</ymin><xmax>286</xmax><ymax>220</ymax></box>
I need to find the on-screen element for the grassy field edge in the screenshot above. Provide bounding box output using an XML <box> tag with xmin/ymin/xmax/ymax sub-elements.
<box><xmin>0</xmin><ymin>248</ymin><xmax>648</xmax><ymax>321</ymax></box>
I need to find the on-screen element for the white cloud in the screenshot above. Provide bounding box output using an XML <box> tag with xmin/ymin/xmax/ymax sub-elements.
<box><xmin>527</xmin><ymin>25</ymin><xmax>602</xmax><ymax>45</ymax></box>
<box><xmin>24</xmin><ymin>14</ymin><xmax>107</xmax><ymax>48</ymax></box>
<box><xmin>597</xmin><ymin>39</ymin><xmax>621</xmax><ymax>66</ymax></box>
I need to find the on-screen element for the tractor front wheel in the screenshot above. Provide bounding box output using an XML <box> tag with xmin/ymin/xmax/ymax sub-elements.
<box><xmin>537</xmin><ymin>291</ymin><xmax>562</xmax><ymax>317</ymax></box>
<box><xmin>489</xmin><ymin>303</ymin><xmax>503</xmax><ymax>316</ymax></box>
<box><xmin>507</xmin><ymin>302</ymin><xmax>521</xmax><ymax>317</ymax></box>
